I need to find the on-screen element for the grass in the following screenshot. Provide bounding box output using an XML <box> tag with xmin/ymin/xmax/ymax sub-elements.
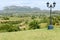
<box><xmin>9</xmin><ymin>17</ymin><xmax>20</xmax><ymax>20</ymax></box>
<box><xmin>0</xmin><ymin>28</ymin><xmax>60</xmax><ymax>40</ymax></box>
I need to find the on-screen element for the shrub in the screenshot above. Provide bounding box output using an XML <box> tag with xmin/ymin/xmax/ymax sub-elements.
<box><xmin>31</xmin><ymin>16</ymin><xmax>36</xmax><ymax>19</ymax></box>
<box><xmin>1</xmin><ymin>21</ymin><xmax>22</xmax><ymax>24</ymax></box>
<box><xmin>29</xmin><ymin>20</ymin><xmax>40</xmax><ymax>29</ymax></box>
<box><xmin>40</xmin><ymin>18</ymin><xmax>49</xmax><ymax>23</ymax></box>
<box><xmin>2</xmin><ymin>17</ymin><xmax>9</xmax><ymax>20</ymax></box>
<box><xmin>0</xmin><ymin>23</ymin><xmax>20</xmax><ymax>32</ymax></box>
<box><xmin>8</xmin><ymin>21</ymin><xmax>22</xmax><ymax>24</ymax></box>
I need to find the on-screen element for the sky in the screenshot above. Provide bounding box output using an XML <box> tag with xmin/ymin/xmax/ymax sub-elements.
<box><xmin>0</xmin><ymin>0</ymin><xmax>60</xmax><ymax>10</ymax></box>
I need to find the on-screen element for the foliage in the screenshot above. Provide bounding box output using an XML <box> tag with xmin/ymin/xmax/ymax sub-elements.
<box><xmin>1</xmin><ymin>21</ymin><xmax>22</xmax><ymax>24</ymax></box>
<box><xmin>40</xmin><ymin>17</ymin><xmax>49</xmax><ymax>23</ymax></box>
<box><xmin>0</xmin><ymin>23</ymin><xmax>20</xmax><ymax>32</ymax></box>
<box><xmin>52</xmin><ymin>16</ymin><xmax>60</xmax><ymax>25</ymax></box>
<box><xmin>7</xmin><ymin>21</ymin><xmax>22</xmax><ymax>24</ymax></box>
<box><xmin>29</xmin><ymin>20</ymin><xmax>40</xmax><ymax>29</ymax></box>
<box><xmin>31</xmin><ymin>16</ymin><xmax>36</xmax><ymax>19</ymax></box>
<box><xmin>2</xmin><ymin>17</ymin><xmax>9</xmax><ymax>20</ymax></box>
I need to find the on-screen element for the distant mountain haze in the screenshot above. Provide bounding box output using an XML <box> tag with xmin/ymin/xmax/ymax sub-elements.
<box><xmin>3</xmin><ymin>6</ymin><xmax>41</xmax><ymax>12</ymax></box>
<box><xmin>0</xmin><ymin>5</ymin><xmax>59</xmax><ymax>16</ymax></box>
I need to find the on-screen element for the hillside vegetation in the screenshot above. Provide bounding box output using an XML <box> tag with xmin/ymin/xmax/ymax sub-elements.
<box><xmin>0</xmin><ymin>6</ymin><xmax>60</xmax><ymax>32</ymax></box>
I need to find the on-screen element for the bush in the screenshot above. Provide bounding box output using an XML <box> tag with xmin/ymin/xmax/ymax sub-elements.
<box><xmin>2</xmin><ymin>17</ymin><xmax>9</xmax><ymax>20</ymax></box>
<box><xmin>40</xmin><ymin>17</ymin><xmax>49</xmax><ymax>23</ymax></box>
<box><xmin>1</xmin><ymin>21</ymin><xmax>22</xmax><ymax>24</ymax></box>
<box><xmin>31</xmin><ymin>16</ymin><xmax>36</xmax><ymax>19</ymax></box>
<box><xmin>29</xmin><ymin>20</ymin><xmax>40</xmax><ymax>29</ymax></box>
<box><xmin>0</xmin><ymin>23</ymin><xmax>20</xmax><ymax>32</ymax></box>
<box><xmin>8</xmin><ymin>21</ymin><xmax>22</xmax><ymax>24</ymax></box>
<box><xmin>52</xmin><ymin>16</ymin><xmax>59</xmax><ymax>25</ymax></box>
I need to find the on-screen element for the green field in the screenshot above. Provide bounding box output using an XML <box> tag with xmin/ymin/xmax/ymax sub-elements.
<box><xmin>0</xmin><ymin>28</ymin><xmax>60</xmax><ymax>40</ymax></box>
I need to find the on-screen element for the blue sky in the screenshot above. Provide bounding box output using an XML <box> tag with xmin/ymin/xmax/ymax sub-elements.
<box><xmin>0</xmin><ymin>0</ymin><xmax>60</xmax><ymax>10</ymax></box>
